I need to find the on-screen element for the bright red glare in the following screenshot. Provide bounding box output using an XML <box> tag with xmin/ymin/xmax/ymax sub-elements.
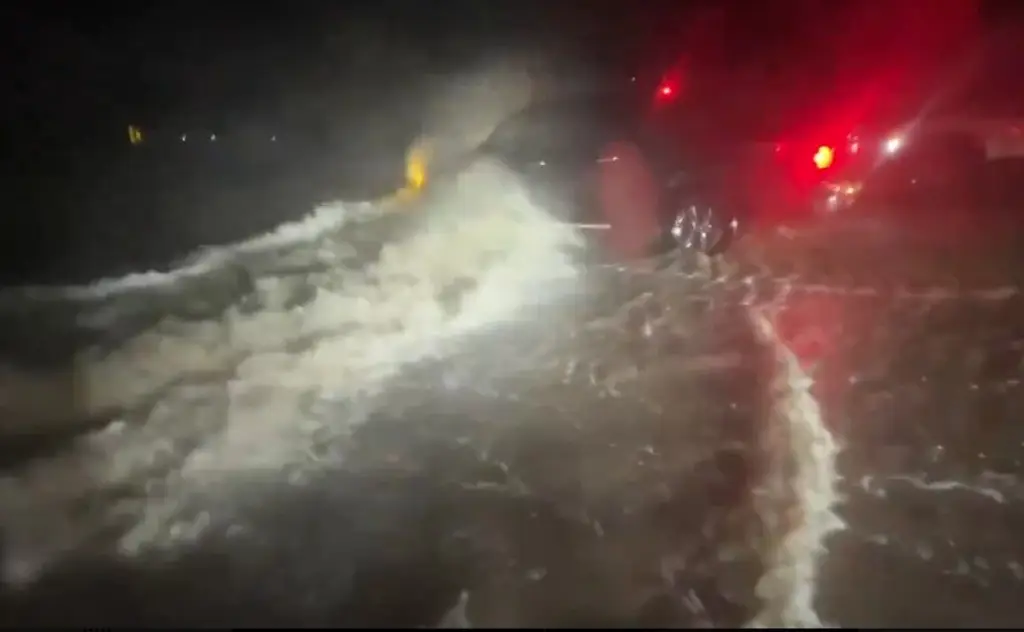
<box><xmin>813</xmin><ymin>145</ymin><xmax>835</xmax><ymax>170</ymax></box>
<box><xmin>655</xmin><ymin>81</ymin><xmax>678</xmax><ymax>101</ymax></box>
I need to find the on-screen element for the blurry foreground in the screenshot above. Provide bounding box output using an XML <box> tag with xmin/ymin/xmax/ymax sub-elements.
<box><xmin>0</xmin><ymin>151</ymin><xmax>845</xmax><ymax>627</ymax></box>
<box><xmin>1</xmin><ymin>60</ymin><xmax>1023</xmax><ymax>627</ymax></box>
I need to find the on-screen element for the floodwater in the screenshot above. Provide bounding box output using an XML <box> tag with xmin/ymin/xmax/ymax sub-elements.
<box><xmin>0</xmin><ymin>159</ymin><xmax>1022</xmax><ymax>628</ymax></box>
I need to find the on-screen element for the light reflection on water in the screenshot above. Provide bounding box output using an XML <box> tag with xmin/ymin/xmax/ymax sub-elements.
<box><xmin>2</xmin><ymin>160</ymin><xmax>1024</xmax><ymax>626</ymax></box>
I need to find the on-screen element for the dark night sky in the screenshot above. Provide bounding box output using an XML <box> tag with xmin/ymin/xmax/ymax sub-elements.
<box><xmin>5</xmin><ymin>3</ymin><xmax>576</xmax><ymax>129</ymax></box>
<box><xmin>3</xmin><ymin>2</ymin><xmax>691</xmax><ymax>146</ymax></box>
<box><xmin>3</xmin><ymin>0</ymin><xmax>1020</xmax><ymax>151</ymax></box>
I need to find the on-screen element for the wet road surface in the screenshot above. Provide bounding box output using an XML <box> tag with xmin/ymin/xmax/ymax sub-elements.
<box><xmin>1</xmin><ymin>258</ymin><xmax>780</xmax><ymax>628</ymax></box>
<box><xmin>741</xmin><ymin>221</ymin><xmax>1024</xmax><ymax>627</ymax></box>
<box><xmin>2</xmin><ymin>189</ymin><xmax>1024</xmax><ymax>627</ymax></box>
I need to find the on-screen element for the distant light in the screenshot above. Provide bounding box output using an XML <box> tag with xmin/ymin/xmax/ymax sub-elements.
<box><xmin>883</xmin><ymin>136</ymin><xmax>902</xmax><ymax>155</ymax></box>
<box><xmin>181</xmin><ymin>134</ymin><xmax>187</xmax><ymax>142</ymax></box>
<box><xmin>270</xmin><ymin>135</ymin><xmax>277</xmax><ymax>142</ymax></box>
<box><xmin>127</xmin><ymin>125</ymin><xmax>143</xmax><ymax>145</ymax></box>
<box><xmin>655</xmin><ymin>79</ymin><xmax>680</xmax><ymax>102</ymax></box>
<box><xmin>405</xmin><ymin>145</ymin><xmax>429</xmax><ymax>191</ymax></box>
<box><xmin>210</xmin><ymin>133</ymin><xmax>217</xmax><ymax>142</ymax></box>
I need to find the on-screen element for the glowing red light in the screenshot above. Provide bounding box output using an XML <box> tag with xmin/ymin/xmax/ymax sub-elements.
<box><xmin>813</xmin><ymin>145</ymin><xmax>835</xmax><ymax>170</ymax></box>
<box><xmin>654</xmin><ymin>80</ymin><xmax>679</xmax><ymax>101</ymax></box>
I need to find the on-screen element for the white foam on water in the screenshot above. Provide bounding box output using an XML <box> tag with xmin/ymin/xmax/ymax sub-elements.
<box><xmin>0</xmin><ymin>158</ymin><xmax>583</xmax><ymax>584</ymax></box>
<box><xmin>8</xmin><ymin>202</ymin><xmax>362</xmax><ymax>303</ymax></box>
<box><xmin>745</xmin><ymin>309</ymin><xmax>844</xmax><ymax>628</ymax></box>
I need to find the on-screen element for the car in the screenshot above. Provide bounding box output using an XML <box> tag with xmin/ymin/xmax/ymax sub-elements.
<box><xmin>812</xmin><ymin>115</ymin><xmax>1024</xmax><ymax>217</ymax></box>
<box><xmin>475</xmin><ymin>75</ymin><xmax>873</xmax><ymax>259</ymax></box>
<box><xmin>474</xmin><ymin>81</ymin><xmax>740</xmax><ymax>260</ymax></box>
<box><xmin>474</xmin><ymin>41</ymin><xmax>1024</xmax><ymax>260</ymax></box>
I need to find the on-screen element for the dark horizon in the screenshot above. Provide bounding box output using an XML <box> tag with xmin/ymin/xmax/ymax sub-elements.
<box><xmin>6</xmin><ymin>1</ymin><xmax>1007</xmax><ymax>129</ymax></box>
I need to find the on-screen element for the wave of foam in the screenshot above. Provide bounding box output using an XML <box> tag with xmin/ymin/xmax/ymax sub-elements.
<box><xmin>0</xmin><ymin>160</ymin><xmax>845</xmax><ymax>627</ymax></box>
<box><xmin>0</xmin><ymin>158</ymin><xmax>583</xmax><ymax>583</ymax></box>
<box><xmin>746</xmin><ymin>309</ymin><xmax>843</xmax><ymax>628</ymax></box>
<box><xmin>5</xmin><ymin>202</ymin><xmax>371</xmax><ymax>303</ymax></box>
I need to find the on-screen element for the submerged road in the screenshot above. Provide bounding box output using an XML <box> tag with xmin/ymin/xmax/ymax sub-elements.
<box><xmin>741</xmin><ymin>222</ymin><xmax>1024</xmax><ymax>627</ymax></box>
<box><xmin>1</xmin><ymin>172</ymin><xmax>1023</xmax><ymax>627</ymax></box>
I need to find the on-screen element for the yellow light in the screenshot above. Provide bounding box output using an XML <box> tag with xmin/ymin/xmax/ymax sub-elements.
<box><xmin>813</xmin><ymin>145</ymin><xmax>834</xmax><ymax>170</ymax></box>
<box><xmin>405</xmin><ymin>143</ymin><xmax>429</xmax><ymax>191</ymax></box>
<box><xmin>380</xmin><ymin>141</ymin><xmax>430</xmax><ymax>206</ymax></box>
<box><xmin>128</xmin><ymin>125</ymin><xmax>143</xmax><ymax>145</ymax></box>
<box><xmin>379</xmin><ymin>139</ymin><xmax>433</xmax><ymax>208</ymax></box>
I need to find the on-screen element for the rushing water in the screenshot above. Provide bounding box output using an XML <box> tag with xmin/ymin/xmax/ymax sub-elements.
<box><xmin>0</xmin><ymin>156</ymin><xmax>850</xmax><ymax>627</ymax></box>
<box><xmin>1</xmin><ymin>155</ymin><xmax>1022</xmax><ymax>627</ymax></box>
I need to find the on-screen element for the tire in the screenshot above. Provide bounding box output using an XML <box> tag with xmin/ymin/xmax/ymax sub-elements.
<box><xmin>667</xmin><ymin>199</ymin><xmax>739</xmax><ymax>255</ymax></box>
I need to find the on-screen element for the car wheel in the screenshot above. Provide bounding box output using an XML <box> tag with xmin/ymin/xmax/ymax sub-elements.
<box><xmin>669</xmin><ymin>202</ymin><xmax>738</xmax><ymax>255</ymax></box>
